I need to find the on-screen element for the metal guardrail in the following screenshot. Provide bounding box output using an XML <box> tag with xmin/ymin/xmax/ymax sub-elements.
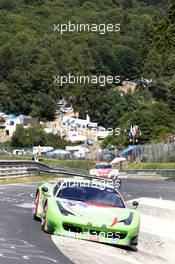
<box><xmin>0</xmin><ymin>160</ymin><xmax>175</xmax><ymax>179</ymax></box>
<box><xmin>0</xmin><ymin>160</ymin><xmax>121</xmax><ymax>188</ymax></box>
<box><xmin>0</xmin><ymin>160</ymin><xmax>90</xmax><ymax>179</ymax></box>
<box><xmin>0</xmin><ymin>160</ymin><xmax>48</xmax><ymax>179</ymax></box>
<box><xmin>27</xmin><ymin>166</ymin><xmax>90</xmax><ymax>178</ymax></box>
<box><xmin>120</xmin><ymin>169</ymin><xmax>175</xmax><ymax>177</ymax></box>
<box><xmin>0</xmin><ymin>160</ymin><xmax>87</xmax><ymax>174</ymax></box>
<box><xmin>0</xmin><ymin>167</ymin><xmax>32</xmax><ymax>179</ymax></box>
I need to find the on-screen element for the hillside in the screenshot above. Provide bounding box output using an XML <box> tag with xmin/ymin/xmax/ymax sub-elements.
<box><xmin>0</xmin><ymin>0</ymin><xmax>174</xmax><ymax>144</ymax></box>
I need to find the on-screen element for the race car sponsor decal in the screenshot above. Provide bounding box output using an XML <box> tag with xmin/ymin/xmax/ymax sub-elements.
<box><xmin>110</xmin><ymin>217</ymin><xmax>118</xmax><ymax>227</ymax></box>
<box><xmin>90</xmin><ymin>235</ymin><xmax>99</xmax><ymax>241</ymax></box>
<box><xmin>85</xmin><ymin>201</ymin><xmax>116</xmax><ymax>208</ymax></box>
<box><xmin>61</xmin><ymin>199</ymin><xmax>89</xmax><ymax>212</ymax></box>
<box><xmin>111</xmin><ymin>238</ymin><xmax>119</xmax><ymax>244</ymax></box>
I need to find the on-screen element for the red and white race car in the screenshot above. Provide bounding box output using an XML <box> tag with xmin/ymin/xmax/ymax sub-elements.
<box><xmin>89</xmin><ymin>162</ymin><xmax>119</xmax><ymax>178</ymax></box>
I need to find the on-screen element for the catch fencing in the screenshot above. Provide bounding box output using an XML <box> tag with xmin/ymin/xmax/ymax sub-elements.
<box><xmin>133</xmin><ymin>143</ymin><xmax>175</xmax><ymax>163</ymax></box>
<box><xmin>0</xmin><ymin>142</ymin><xmax>175</xmax><ymax>162</ymax></box>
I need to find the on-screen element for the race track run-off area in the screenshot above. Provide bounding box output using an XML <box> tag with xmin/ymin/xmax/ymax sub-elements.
<box><xmin>0</xmin><ymin>179</ymin><xmax>174</xmax><ymax>264</ymax></box>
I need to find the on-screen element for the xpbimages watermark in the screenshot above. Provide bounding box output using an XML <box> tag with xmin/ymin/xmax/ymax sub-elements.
<box><xmin>60</xmin><ymin>179</ymin><xmax>120</xmax><ymax>191</ymax></box>
<box><xmin>56</xmin><ymin>230</ymin><xmax>120</xmax><ymax>242</ymax></box>
<box><xmin>53</xmin><ymin>22</ymin><xmax>120</xmax><ymax>35</ymax></box>
<box><xmin>54</xmin><ymin>74</ymin><xmax>120</xmax><ymax>87</ymax></box>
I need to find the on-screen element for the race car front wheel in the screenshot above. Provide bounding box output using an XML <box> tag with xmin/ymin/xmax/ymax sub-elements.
<box><xmin>42</xmin><ymin>216</ymin><xmax>47</xmax><ymax>231</ymax></box>
<box><xmin>34</xmin><ymin>189</ymin><xmax>40</xmax><ymax>221</ymax></box>
<box><xmin>42</xmin><ymin>201</ymin><xmax>48</xmax><ymax>231</ymax></box>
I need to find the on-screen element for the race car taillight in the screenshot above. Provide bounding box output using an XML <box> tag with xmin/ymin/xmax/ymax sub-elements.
<box><xmin>57</xmin><ymin>201</ymin><xmax>75</xmax><ymax>216</ymax></box>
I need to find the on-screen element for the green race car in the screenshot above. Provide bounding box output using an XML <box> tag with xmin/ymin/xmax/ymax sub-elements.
<box><xmin>34</xmin><ymin>178</ymin><xmax>140</xmax><ymax>248</ymax></box>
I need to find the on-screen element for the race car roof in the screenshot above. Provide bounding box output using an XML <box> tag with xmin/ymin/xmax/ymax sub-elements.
<box><xmin>95</xmin><ymin>162</ymin><xmax>110</xmax><ymax>165</ymax></box>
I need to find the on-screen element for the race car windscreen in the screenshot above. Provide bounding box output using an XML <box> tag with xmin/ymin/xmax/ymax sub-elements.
<box><xmin>57</xmin><ymin>186</ymin><xmax>125</xmax><ymax>208</ymax></box>
<box><xmin>95</xmin><ymin>164</ymin><xmax>112</xmax><ymax>169</ymax></box>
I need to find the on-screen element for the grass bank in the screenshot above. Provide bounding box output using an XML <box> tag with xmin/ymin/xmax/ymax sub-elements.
<box><xmin>0</xmin><ymin>155</ymin><xmax>32</xmax><ymax>160</ymax></box>
<box><xmin>1</xmin><ymin>155</ymin><xmax>175</xmax><ymax>170</ymax></box>
<box><xmin>0</xmin><ymin>174</ymin><xmax>67</xmax><ymax>185</ymax></box>
<box><xmin>128</xmin><ymin>163</ymin><xmax>175</xmax><ymax>170</ymax></box>
<box><xmin>43</xmin><ymin>159</ymin><xmax>96</xmax><ymax>171</ymax></box>
<box><xmin>0</xmin><ymin>155</ymin><xmax>95</xmax><ymax>170</ymax></box>
<box><xmin>43</xmin><ymin>159</ymin><xmax>175</xmax><ymax>170</ymax></box>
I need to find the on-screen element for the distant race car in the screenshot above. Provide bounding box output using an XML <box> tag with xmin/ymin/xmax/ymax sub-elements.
<box><xmin>89</xmin><ymin>162</ymin><xmax>119</xmax><ymax>178</ymax></box>
<box><xmin>34</xmin><ymin>178</ymin><xmax>140</xmax><ymax>248</ymax></box>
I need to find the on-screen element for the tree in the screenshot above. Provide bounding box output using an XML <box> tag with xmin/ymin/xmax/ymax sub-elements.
<box><xmin>24</xmin><ymin>0</ymin><xmax>45</xmax><ymax>5</ymax></box>
<box><xmin>101</xmin><ymin>135</ymin><xmax>127</xmax><ymax>149</ymax></box>
<box><xmin>31</xmin><ymin>92</ymin><xmax>57</xmax><ymax>121</ymax></box>
<box><xmin>11</xmin><ymin>125</ymin><xmax>72</xmax><ymax>148</ymax></box>
<box><xmin>140</xmin><ymin>0</ymin><xmax>168</xmax><ymax>5</ymax></box>
<box><xmin>0</xmin><ymin>0</ymin><xmax>16</xmax><ymax>10</ymax></box>
<box><xmin>113</xmin><ymin>45</ymin><xmax>138</xmax><ymax>79</ymax></box>
<box><xmin>11</xmin><ymin>125</ymin><xmax>46</xmax><ymax>147</ymax></box>
<box><xmin>146</xmin><ymin>78</ymin><xmax>169</xmax><ymax>101</ymax></box>
<box><xmin>118</xmin><ymin>102</ymin><xmax>174</xmax><ymax>143</ymax></box>
<box><xmin>123</xmin><ymin>0</ymin><xmax>133</xmax><ymax>9</ymax></box>
<box><xmin>45</xmin><ymin>133</ymin><xmax>73</xmax><ymax>149</ymax></box>
<box><xmin>121</xmin><ymin>13</ymin><xmax>130</xmax><ymax>35</ymax></box>
<box><xmin>168</xmin><ymin>77</ymin><xmax>175</xmax><ymax>114</ymax></box>
<box><xmin>0</xmin><ymin>0</ymin><xmax>172</xmax><ymax>138</ymax></box>
<box><xmin>11</xmin><ymin>125</ymin><xmax>30</xmax><ymax>147</ymax></box>
<box><xmin>154</xmin><ymin>2</ymin><xmax>175</xmax><ymax>51</ymax></box>
<box><xmin>143</xmin><ymin>49</ymin><xmax>163</xmax><ymax>79</ymax></box>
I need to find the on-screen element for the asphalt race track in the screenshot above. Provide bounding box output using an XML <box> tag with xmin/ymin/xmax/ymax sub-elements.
<box><xmin>0</xmin><ymin>182</ymin><xmax>73</xmax><ymax>264</ymax></box>
<box><xmin>0</xmin><ymin>179</ymin><xmax>174</xmax><ymax>264</ymax></box>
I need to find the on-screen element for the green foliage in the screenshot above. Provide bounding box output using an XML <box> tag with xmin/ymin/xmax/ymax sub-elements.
<box><xmin>11</xmin><ymin>125</ymin><xmax>72</xmax><ymax>148</ymax></box>
<box><xmin>128</xmin><ymin>162</ymin><xmax>175</xmax><ymax>169</ymax></box>
<box><xmin>0</xmin><ymin>0</ymin><xmax>17</xmax><ymax>10</ymax></box>
<box><xmin>150</xmin><ymin>125</ymin><xmax>172</xmax><ymax>143</ymax></box>
<box><xmin>140</xmin><ymin>0</ymin><xmax>168</xmax><ymax>6</ymax></box>
<box><xmin>101</xmin><ymin>135</ymin><xmax>127</xmax><ymax>149</ymax></box>
<box><xmin>118</xmin><ymin>101</ymin><xmax>174</xmax><ymax>143</ymax></box>
<box><xmin>0</xmin><ymin>0</ymin><xmax>174</xmax><ymax>144</ymax></box>
<box><xmin>123</xmin><ymin>0</ymin><xmax>133</xmax><ymax>10</ymax></box>
<box><xmin>11</xmin><ymin>125</ymin><xmax>46</xmax><ymax>147</ymax></box>
<box><xmin>146</xmin><ymin>78</ymin><xmax>169</xmax><ymax>101</ymax></box>
<box><xmin>154</xmin><ymin>2</ymin><xmax>175</xmax><ymax>51</ymax></box>
<box><xmin>140</xmin><ymin>1</ymin><xmax>175</xmax><ymax>134</ymax></box>
<box><xmin>31</xmin><ymin>92</ymin><xmax>57</xmax><ymax>120</ymax></box>
<box><xmin>43</xmin><ymin>159</ymin><xmax>95</xmax><ymax>171</ymax></box>
<box><xmin>168</xmin><ymin>76</ymin><xmax>175</xmax><ymax>114</ymax></box>
<box><xmin>0</xmin><ymin>0</ymin><xmax>168</xmax><ymax>120</ymax></box>
<box><xmin>44</xmin><ymin>133</ymin><xmax>73</xmax><ymax>149</ymax></box>
<box><xmin>143</xmin><ymin>49</ymin><xmax>163</xmax><ymax>79</ymax></box>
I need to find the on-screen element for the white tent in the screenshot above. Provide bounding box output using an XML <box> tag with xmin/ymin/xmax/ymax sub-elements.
<box><xmin>110</xmin><ymin>157</ymin><xmax>126</xmax><ymax>165</ymax></box>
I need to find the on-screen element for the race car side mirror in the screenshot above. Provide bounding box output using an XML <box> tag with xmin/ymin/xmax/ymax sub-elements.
<box><xmin>132</xmin><ymin>201</ymin><xmax>139</xmax><ymax>208</ymax></box>
<box><xmin>42</xmin><ymin>187</ymin><xmax>49</xmax><ymax>193</ymax></box>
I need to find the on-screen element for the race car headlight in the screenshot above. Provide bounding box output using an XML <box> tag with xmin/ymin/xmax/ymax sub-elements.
<box><xmin>57</xmin><ymin>201</ymin><xmax>75</xmax><ymax>216</ymax></box>
<box><xmin>122</xmin><ymin>212</ymin><xmax>133</xmax><ymax>225</ymax></box>
<box><xmin>90</xmin><ymin>170</ymin><xmax>99</xmax><ymax>176</ymax></box>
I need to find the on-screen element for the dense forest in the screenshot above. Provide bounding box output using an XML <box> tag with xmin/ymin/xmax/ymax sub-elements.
<box><xmin>0</xmin><ymin>0</ymin><xmax>174</xmax><ymax>143</ymax></box>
